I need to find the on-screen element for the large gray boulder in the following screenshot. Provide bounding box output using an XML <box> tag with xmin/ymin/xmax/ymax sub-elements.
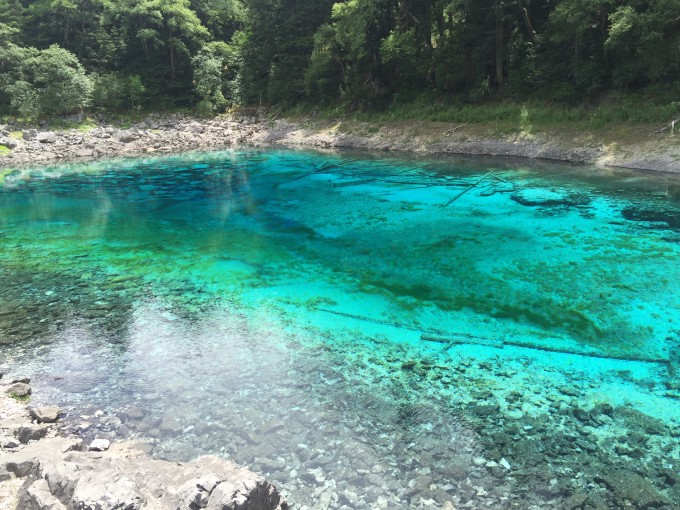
<box><xmin>5</xmin><ymin>439</ymin><xmax>287</xmax><ymax>510</ymax></box>
<box><xmin>0</xmin><ymin>136</ymin><xmax>17</xmax><ymax>149</ymax></box>
<box><xmin>4</xmin><ymin>382</ymin><xmax>31</xmax><ymax>398</ymax></box>
<box><xmin>113</xmin><ymin>130</ymin><xmax>138</xmax><ymax>143</ymax></box>
<box><xmin>36</xmin><ymin>132</ymin><xmax>57</xmax><ymax>144</ymax></box>
<box><xmin>29</xmin><ymin>406</ymin><xmax>61</xmax><ymax>424</ymax></box>
<box><xmin>22</xmin><ymin>129</ymin><xmax>37</xmax><ymax>141</ymax></box>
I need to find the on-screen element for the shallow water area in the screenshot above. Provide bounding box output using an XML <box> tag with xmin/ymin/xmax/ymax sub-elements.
<box><xmin>1</xmin><ymin>149</ymin><xmax>680</xmax><ymax>509</ymax></box>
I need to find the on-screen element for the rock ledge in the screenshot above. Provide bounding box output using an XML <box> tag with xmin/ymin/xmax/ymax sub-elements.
<box><xmin>0</xmin><ymin>377</ymin><xmax>287</xmax><ymax>510</ymax></box>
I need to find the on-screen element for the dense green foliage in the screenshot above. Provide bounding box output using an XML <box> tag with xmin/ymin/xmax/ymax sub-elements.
<box><xmin>1</xmin><ymin>0</ymin><xmax>679</xmax><ymax>118</ymax></box>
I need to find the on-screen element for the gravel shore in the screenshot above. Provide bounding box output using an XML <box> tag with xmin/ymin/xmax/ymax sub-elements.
<box><xmin>1</xmin><ymin>113</ymin><xmax>678</xmax><ymax>173</ymax></box>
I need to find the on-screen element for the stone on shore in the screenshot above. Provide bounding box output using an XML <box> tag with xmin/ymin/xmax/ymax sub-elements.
<box><xmin>88</xmin><ymin>438</ymin><xmax>110</xmax><ymax>451</ymax></box>
<box><xmin>17</xmin><ymin>426</ymin><xmax>48</xmax><ymax>444</ymax></box>
<box><xmin>6</xmin><ymin>440</ymin><xmax>287</xmax><ymax>510</ymax></box>
<box><xmin>5</xmin><ymin>383</ymin><xmax>31</xmax><ymax>398</ymax></box>
<box><xmin>29</xmin><ymin>406</ymin><xmax>61</xmax><ymax>424</ymax></box>
<box><xmin>21</xmin><ymin>129</ymin><xmax>37</xmax><ymax>141</ymax></box>
<box><xmin>21</xmin><ymin>478</ymin><xmax>66</xmax><ymax>510</ymax></box>
<box><xmin>0</xmin><ymin>136</ymin><xmax>17</xmax><ymax>149</ymax></box>
<box><xmin>36</xmin><ymin>132</ymin><xmax>57</xmax><ymax>144</ymax></box>
<box><xmin>1</xmin><ymin>387</ymin><xmax>286</xmax><ymax>510</ymax></box>
<box><xmin>75</xmin><ymin>149</ymin><xmax>94</xmax><ymax>157</ymax></box>
<box><xmin>114</xmin><ymin>130</ymin><xmax>138</xmax><ymax>143</ymax></box>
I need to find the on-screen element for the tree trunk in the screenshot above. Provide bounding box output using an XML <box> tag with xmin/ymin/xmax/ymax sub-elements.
<box><xmin>495</xmin><ymin>0</ymin><xmax>504</xmax><ymax>88</ymax></box>
<box><xmin>574</xmin><ymin>31</ymin><xmax>580</xmax><ymax>78</ymax></box>
<box><xmin>78</xmin><ymin>18</ymin><xmax>86</xmax><ymax>58</ymax></box>
<box><xmin>169</xmin><ymin>24</ymin><xmax>175</xmax><ymax>82</ymax></box>
<box><xmin>170</xmin><ymin>44</ymin><xmax>175</xmax><ymax>81</ymax></box>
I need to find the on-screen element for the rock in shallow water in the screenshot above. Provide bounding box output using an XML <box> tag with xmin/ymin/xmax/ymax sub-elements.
<box><xmin>595</xmin><ymin>469</ymin><xmax>672</xmax><ymax>509</ymax></box>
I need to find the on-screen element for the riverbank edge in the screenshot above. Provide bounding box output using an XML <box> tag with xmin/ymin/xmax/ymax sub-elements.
<box><xmin>1</xmin><ymin>113</ymin><xmax>678</xmax><ymax>173</ymax></box>
<box><xmin>0</xmin><ymin>374</ymin><xmax>288</xmax><ymax>510</ymax></box>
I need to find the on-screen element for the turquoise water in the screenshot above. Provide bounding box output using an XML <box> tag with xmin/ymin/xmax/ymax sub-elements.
<box><xmin>1</xmin><ymin>149</ymin><xmax>679</xmax><ymax>509</ymax></box>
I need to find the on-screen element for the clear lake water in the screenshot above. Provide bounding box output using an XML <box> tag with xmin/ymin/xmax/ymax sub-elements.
<box><xmin>1</xmin><ymin>149</ymin><xmax>679</xmax><ymax>509</ymax></box>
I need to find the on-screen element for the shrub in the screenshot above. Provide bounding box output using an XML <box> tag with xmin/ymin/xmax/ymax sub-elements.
<box><xmin>91</xmin><ymin>73</ymin><xmax>146</xmax><ymax>112</ymax></box>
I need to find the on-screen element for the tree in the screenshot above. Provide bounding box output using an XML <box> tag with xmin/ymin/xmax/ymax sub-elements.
<box><xmin>192</xmin><ymin>42</ymin><xmax>236</xmax><ymax>114</ymax></box>
<box><xmin>605</xmin><ymin>1</ymin><xmax>680</xmax><ymax>88</ymax></box>
<box><xmin>238</xmin><ymin>0</ymin><xmax>334</xmax><ymax>105</ymax></box>
<box><xmin>0</xmin><ymin>43</ymin><xmax>92</xmax><ymax>118</ymax></box>
<box><xmin>101</xmin><ymin>0</ymin><xmax>209</xmax><ymax>101</ymax></box>
<box><xmin>306</xmin><ymin>0</ymin><xmax>396</xmax><ymax>107</ymax></box>
<box><xmin>190</xmin><ymin>0</ymin><xmax>244</xmax><ymax>41</ymax></box>
<box><xmin>544</xmin><ymin>0</ymin><xmax>612</xmax><ymax>99</ymax></box>
<box><xmin>30</xmin><ymin>45</ymin><xmax>94</xmax><ymax>116</ymax></box>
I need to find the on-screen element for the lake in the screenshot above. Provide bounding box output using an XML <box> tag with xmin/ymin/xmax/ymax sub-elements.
<box><xmin>1</xmin><ymin>149</ymin><xmax>679</xmax><ymax>509</ymax></box>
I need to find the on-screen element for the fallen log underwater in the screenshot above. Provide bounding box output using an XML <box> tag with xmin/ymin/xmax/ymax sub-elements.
<box><xmin>314</xmin><ymin>307</ymin><xmax>671</xmax><ymax>367</ymax></box>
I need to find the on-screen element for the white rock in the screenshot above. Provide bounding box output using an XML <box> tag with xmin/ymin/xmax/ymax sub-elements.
<box><xmin>88</xmin><ymin>439</ymin><xmax>110</xmax><ymax>451</ymax></box>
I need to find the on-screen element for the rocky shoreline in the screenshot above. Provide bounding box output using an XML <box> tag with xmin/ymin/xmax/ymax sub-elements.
<box><xmin>0</xmin><ymin>113</ymin><xmax>679</xmax><ymax>173</ymax></box>
<box><xmin>0</xmin><ymin>369</ymin><xmax>288</xmax><ymax>510</ymax></box>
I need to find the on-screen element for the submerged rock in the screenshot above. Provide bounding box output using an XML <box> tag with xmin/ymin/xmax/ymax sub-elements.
<box><xmin>596</xmin><ymin>469</ymin><xmax>672</xmax><ymax>509</ymax></box>
<box><xmin>510</xmin><ymin>188</ymin><xmax>589</xmax><ymax>208</ymax></box>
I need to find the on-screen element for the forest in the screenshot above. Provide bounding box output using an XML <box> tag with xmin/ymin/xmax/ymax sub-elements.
<box><xmin>1</xmin><ymin>0</ymin><xmax>679</xmax><ymax>119</ymax></box>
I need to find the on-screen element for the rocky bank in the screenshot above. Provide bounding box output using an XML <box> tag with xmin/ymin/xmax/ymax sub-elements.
<box><xmin>0</xmin><ymin>369</ymin><xmax>288</xmax><ymax>510</ymax></box>
<box><xmin>0</xmin><ymin>112</ymin><xmax>678</xmax><ymax>173</ymax></box>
